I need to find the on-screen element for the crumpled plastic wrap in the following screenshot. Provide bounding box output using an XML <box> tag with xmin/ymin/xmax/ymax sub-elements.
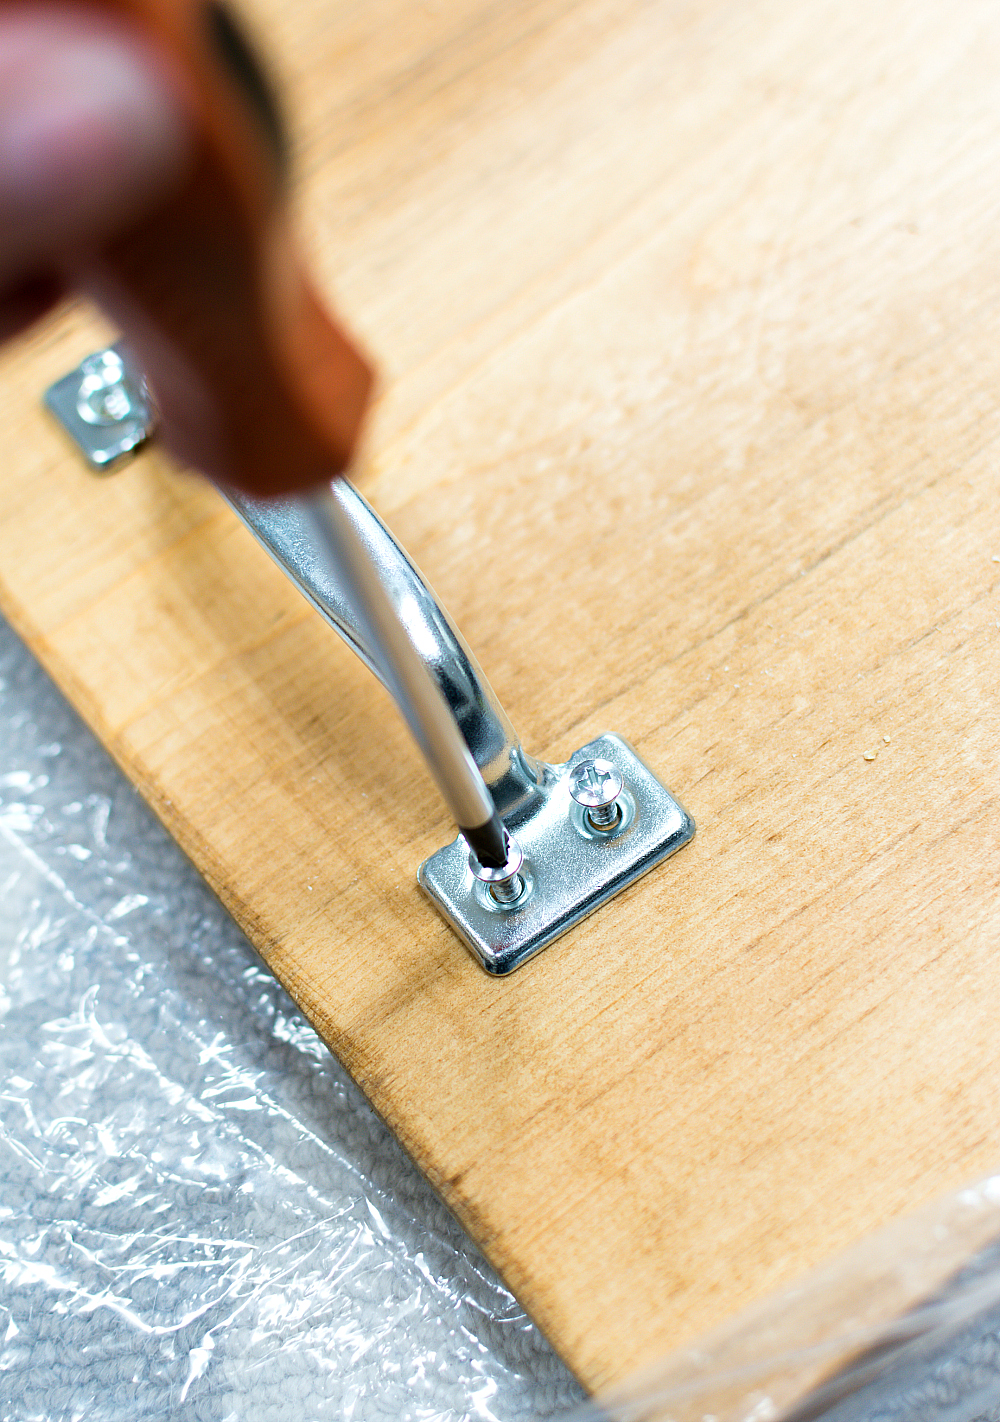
<box><xmin>0</xmin><ymin>613</ymin><xmax>586</xmax><ymax>1421</ymax></box>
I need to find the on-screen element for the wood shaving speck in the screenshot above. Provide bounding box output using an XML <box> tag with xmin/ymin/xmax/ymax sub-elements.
<box><xmin>864</xmin><ymin>751</ymin><xmax>878</xmax><ymax>761</ymax></box>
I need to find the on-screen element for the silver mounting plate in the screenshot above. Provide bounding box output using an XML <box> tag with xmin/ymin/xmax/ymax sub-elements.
<box><xmin>418</xmin><ymin>734</ymin><xmax>694</xmax><ymax>976</ymax></box>
<box><xmin>44</xmin><ymin>342</ymin><xmax>154</xmax><ymax>471</ymax></box>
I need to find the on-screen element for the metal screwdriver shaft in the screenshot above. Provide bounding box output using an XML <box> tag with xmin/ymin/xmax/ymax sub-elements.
<box><xmin>300</xmin><ymin>486</ymin><xmax>509</xmax><ymax>869</ymax></box>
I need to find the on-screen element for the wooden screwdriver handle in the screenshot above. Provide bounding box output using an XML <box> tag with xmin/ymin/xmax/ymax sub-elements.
<box><xmin>33</xmin><ymin>0</ymin><xmax>374</xmax><ymax>494</ymax></box>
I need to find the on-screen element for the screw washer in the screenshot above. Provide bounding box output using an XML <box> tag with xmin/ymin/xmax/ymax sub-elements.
<box><xmin>569</xmin><ymin>758</ymin><xmax>624</xmax><ymax>830</ymax></box>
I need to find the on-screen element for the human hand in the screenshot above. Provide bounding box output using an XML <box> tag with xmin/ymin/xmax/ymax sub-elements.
<box><xmin>0</xmin><ymin>4</ymin><xmax>190</xmax><ymax>339</ymax></box>
<box><xmin>1</xmin><ymin>2</ymin><xmax>372</xmax><ymax>493</ymax></box>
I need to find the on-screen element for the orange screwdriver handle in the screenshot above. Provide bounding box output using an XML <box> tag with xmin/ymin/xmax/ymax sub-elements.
<box><xmin>38</xmin><ymin>0</ymin><xmax>373</xmax><ymax>494</ymax></box>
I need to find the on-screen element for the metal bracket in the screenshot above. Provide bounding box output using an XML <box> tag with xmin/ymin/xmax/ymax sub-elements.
<box><xmin>418</xmin><ymin>733</ymin><xmax>693</xmax><ymax>975</ymax></box>
<box><xmin>44</xmin><ymin>347</ymin><xmax>695</xmax><ymax>975</ymax></box>
<box><xmin>44</xmin><ymin>342</ymin><xmax>154</xmax><ymax>471</ymax></box>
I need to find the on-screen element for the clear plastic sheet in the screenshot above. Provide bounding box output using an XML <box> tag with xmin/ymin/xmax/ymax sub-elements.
<box><xmin>0</xmin><ymin>612</ymin><xmax>586</xmax><ymax>1421</ymax></box>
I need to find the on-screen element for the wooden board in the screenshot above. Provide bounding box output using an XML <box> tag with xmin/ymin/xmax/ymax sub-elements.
<box><xmin>2</xmin><ymin>0</ymin><xmax>1000</xmax><ymax>1393</ymax></box>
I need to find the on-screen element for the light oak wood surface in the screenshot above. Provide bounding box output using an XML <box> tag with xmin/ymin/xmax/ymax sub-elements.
<box><xmin>2</xmin><ymin>0</ymin><xmax>999</xmax><ymax>1393</ymax></box>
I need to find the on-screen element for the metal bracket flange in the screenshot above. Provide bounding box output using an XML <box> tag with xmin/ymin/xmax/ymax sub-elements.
<box><xmin>44</xmin><ymin>342</ymin><xmax>154</xmax><ymax>471</ymax></box>
<box><xmin>418</xmin><ymin>733</ymin><xmax>694</xmax><ymax>975</ymax></box>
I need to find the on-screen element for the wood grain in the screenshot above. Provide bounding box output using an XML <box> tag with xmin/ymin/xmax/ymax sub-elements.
<box><xmin>2</xmin><ymin>0</ymin><xmax>1000</xmax><ymax>1392</ymax></box>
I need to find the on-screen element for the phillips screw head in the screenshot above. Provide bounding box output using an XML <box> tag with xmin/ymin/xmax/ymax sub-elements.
<box><xmin>569</xmin><ymin>758</ymin><xmax>623</xmax><ymax>830</ymax></box>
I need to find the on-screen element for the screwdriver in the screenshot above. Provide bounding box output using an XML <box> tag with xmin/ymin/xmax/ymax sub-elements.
<box><xmin>38</xmin><ymin>0</ymin><xmax>510</xmax><ymax>869</ymax></box>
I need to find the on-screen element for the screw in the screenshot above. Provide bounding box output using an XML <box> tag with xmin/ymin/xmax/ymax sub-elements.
<box><xmin>569</xmin><ymin>758</ymin><xmax>623</xmax><ymax>830</ymax></box>
<box><xmin>469</xmin><ymin>832</ymin><xmax>526</xmax><ymax>906</ymax></box>
<box><xmin>75</xmin><ymin>350</ymin><xmax>149</xmax><ymax>427</ymax></box>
